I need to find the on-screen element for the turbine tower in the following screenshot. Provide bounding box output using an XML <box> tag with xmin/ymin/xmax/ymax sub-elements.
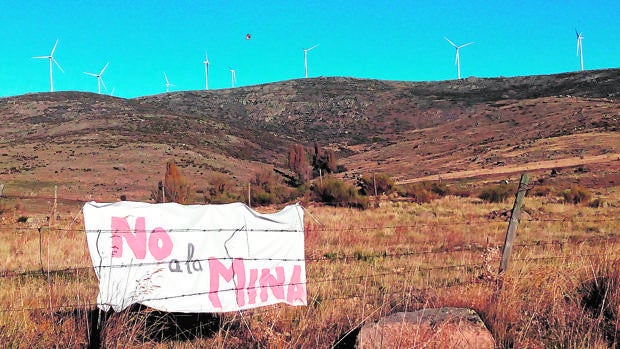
<box><xmin>203</xmin><ymin>51</ymin><xmax>210</xmax><ymax>90</ymax></box>
<box><xmin>575</xmin><ymin>29</ymin><xmax>584</xmax><ymax>71</ymax></box>
<box><xmin>164</xmin><ymin>72</ymin><xmax>174</xmax><ymax>92</ymax></box>
<box><xmin>33</xmin><ymin>39</ymin><xmax>64</xmax><ymax>92</ymax></box>
<box><xmin>84</xmin><ymin>63</ymin><xmax>109</xmax><ymax>94</ymax></box>
<box><xmin>229</xmin><ymin>68</ymin><xmax>236</xmax><ymax>88</ymax></box>
<box><xmin>444</xmin><ymin>37</ymin><xmax>473</xmax><ymax>80</ymax></box>
<box><xmin>303</xmin><ymin>44</ymin><xmax>319</xmax><ymax>78</ymax></box>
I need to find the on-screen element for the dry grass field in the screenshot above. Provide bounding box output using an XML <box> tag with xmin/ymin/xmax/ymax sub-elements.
<box><xmin>1</xmin><ymin>70</ymin><xmax>618</xmax><ymax>347</ymax></box>
<box><xmin>1</xmin><ymin>183</ymin><xmax>618</xmax><ymax>348</ymax></box>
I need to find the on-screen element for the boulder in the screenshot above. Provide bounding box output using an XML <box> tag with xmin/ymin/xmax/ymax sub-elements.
<box><xmin>356</xmin><ymin>307</ymin><xmax>494</xmax><ymax>349</ymax></box>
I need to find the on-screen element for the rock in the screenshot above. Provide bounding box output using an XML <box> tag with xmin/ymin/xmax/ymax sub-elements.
<box><xmin>356</xmin><ymin>307</ymin><xmax>495</xmax><ymax>349</ymax></box>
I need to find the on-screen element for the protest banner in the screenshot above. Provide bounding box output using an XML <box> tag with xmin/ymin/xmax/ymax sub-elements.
<box><xmin>83</xmin><ymin>201</ymin><xmax>306</xmax><ymax>313</ymax></box>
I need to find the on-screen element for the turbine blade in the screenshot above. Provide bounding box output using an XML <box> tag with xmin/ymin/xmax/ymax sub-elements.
<box><xmin>33</xmin><ymin>56</ymin><xmax>49</xmax><ymax>59</ymax></box>
<box><xmin>99</xmin><ymin>62</ymin><xmax>109</xmax><ymax>75</ymax></box>
<box><xmin>84</xmin><ymin>72</ymin><xmax>98</xmax><ymax>77</ymax></box>
<box><xmin>100</xmin><ymin>77</ymin><xmax>107</xmax><ymax>92</ymax></box>
<box><xmin>164</xmin><ymin>73</ymin><xmax>170</xmax><ymax>84</ymax></box>
<box><xmin>460</xmin><ymin>42</ymin><xmax>474</xmax><ymax>48</ymax></box>
<box><xmin>53</xmin><ymin>58</ymin><xmax>64</xmax><ymax>73</ymax></box>
<box><xmin>308</xmin><ymin>44</ymin><xmax>319</xmax><ymax>51</ymax></box>
<box><xmin>50</xmin><ymin>39</ymin><xmax>59</xmax><ymax>56</ymax></box>
<box><xmin>444</xmin><ymin>37</ymin><xmax>457</xmax><ymax>47</ymax></box>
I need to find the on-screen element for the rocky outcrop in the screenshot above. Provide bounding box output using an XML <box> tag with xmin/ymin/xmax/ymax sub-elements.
<box><xmin>356</xmin><ymin>307</ymin><xmax>494</xmax><ymax>349</ymax></box>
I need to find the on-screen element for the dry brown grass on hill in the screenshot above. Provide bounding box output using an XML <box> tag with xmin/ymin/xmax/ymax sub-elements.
<box><xmin>0</xmin><ymin>187</ymin><xmax>618</xmax><ymax>348</ymax></box>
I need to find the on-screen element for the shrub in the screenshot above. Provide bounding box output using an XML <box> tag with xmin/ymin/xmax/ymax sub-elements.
<box><xmin>562</xmin><ymin>185</ymin><xmax>591</xmax><ymax>205</ymax></box>
<box><xmin>203</xmin><ymin>173</ymin><xmax>242</xmax><ymax>204</ymax></box>
<box><xmin>358</xmin><ymin>173</ymin><xmax>395</xmax><ymax>196</ymax></box>
<box><xmin>249</xmin><ymin>169</ymin><xmax>302</xmax><ymax>206</ymax></box>
<box><xmin>588</xmin><ymin>198</ymin><xmax>608</xmax><ymax>208</ymax></box>
<box><xmin>397</xmin><ymin>183</ymin><xmax>437</xmax><ymax>204</ymax></box>
<box><xmin>397</xmin><ymin>181</ymin><xmax>453</xmax><ymax>203</ymax></box>
<box><xmin>578</xmin><ymin>260</ymin><xmax>620</xmax><ymax>345</ymax></box>
<box><xmin>478</xmin><ymin>183</ymin><xmax>515</xmax><ymax>203</ymax></box>
<box><xmin>430</xmin><ymin>182</ymin><xmax>450</xmax><ymax>196</ymax></box>
<box><xmin>532</xmin><ymin>185</ymin><xmax>555</xmax><ymax>197</ymax></box>
<box><xmin>451</xmin><ymin>185</ymin><xmax>472</xmax><ymax>198</ymax></box>
<box><xmin>311</xmin><ymin>176</ymin><xmax>368</xmax><ymax>208</ymax></box>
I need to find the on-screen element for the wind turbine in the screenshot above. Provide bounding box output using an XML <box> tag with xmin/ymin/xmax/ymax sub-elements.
<box><xmin>444</xmin><ymin>37</ymin><xmax>473</xmax><ymax>80</ymax></box>
<box><xmin>229</xmin><ymin>68</ymin><xmax>236</xmax><ymax>88</ymax></box>
<box><xmin>164</xmin><ymin>72</ymin><xmax>174</xmax><ymax>92</ymax></box>
<box><xmin>33</xmin><ymin>39</ymin><xmax>64</xmax><ymax>92</ymax></box>
<box><xmin>303</xmin><ymin>44</ymin><xmax>319</xmax><ymax>78</ymax></box>
<box><xmin>575</xmin><ymin>29</ymin><xmax>584</xmax><ymax>71</ymax></box>
<box><xmin>84</xmin><ymin>63</ymin><xmax>109</xmax><ymax>94</ymax></box>
<box><xmin>203</xmin><ymin>51</ymin><xmax>210</xmax><ymax>90</ymax></box>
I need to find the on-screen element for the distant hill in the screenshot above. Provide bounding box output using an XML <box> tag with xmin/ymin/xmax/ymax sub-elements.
<box><xmin>0</xmin><ymin>69</ymin><xmax>618</xmax><ymax>204</ymax></box>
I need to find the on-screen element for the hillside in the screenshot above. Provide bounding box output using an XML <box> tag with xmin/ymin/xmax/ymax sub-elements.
<box><xmin>0</xmin><ymin>69</ymin><xmax>619</xmax><ymax>206</ymax></box>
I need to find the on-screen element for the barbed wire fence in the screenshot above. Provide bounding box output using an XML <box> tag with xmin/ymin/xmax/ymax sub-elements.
<box><xmin>1</xmin><ymin>217</ymin><xmax>618</xmax><ymax>310</ymax></box>
<box><xmin>0</xmin><ymin>190</ymin><xmax>619</xmax><ymax>346</ymax></box>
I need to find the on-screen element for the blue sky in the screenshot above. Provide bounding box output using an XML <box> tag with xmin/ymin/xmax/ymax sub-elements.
<box><xmin>0</xmin><ymin>0</ymin><xmax>618</xmax><ymax>98</ymax></box>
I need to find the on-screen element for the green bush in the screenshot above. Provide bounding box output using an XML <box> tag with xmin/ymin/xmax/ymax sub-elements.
<box><xmin>563</xmin><ymin>185</ymin><xmax>591</xmax><ymax>205</ymax></box>
<box><xmin>250</xmin><ymin>169</ymin><xmax>303</xmax><ymax>206</ymax></box>
<box><xmin>478</xmin><ymin>183</ymin><xmax>515</xmax><ymax>203</ymax></box>
<box><xmin>430</xmin><ymin>183</ymin><xmax>450</xmax><ymax>196</ymax></box>
<box><xmin>532</xmin><ymin>185</ymin><xmax>555</xmax><ymax>197</ymax></box>
<box><xmin>397</xmin><ymin>181</ymin><xmax>455</xmax><ymax>203</ymax></box>
<box><xmin>358</xmin><ymin>173</ymin><xmax>395</xmax><ymax>196</ymax></box>
<box><xmin>451</xmin><ymin>185</ymin><xmax>472</xmax><ymax>198</ymax></box>
<box><xmin>588</xmin><ymin>198</ymin><xmax>608</xmax><ymax>208</ymax></box>
<box><xmin>312</xmin><ymin>176</ymin><xmax>369</xmax><ymax>208</ymax></box>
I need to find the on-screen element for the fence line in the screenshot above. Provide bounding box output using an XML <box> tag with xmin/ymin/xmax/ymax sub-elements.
<box><xmin>0</xmin><ymin>242</ymin><xmax>616</xmax><ymax>319</ymax></box>
<box><xmin>0</xmin><ymin>275</ymin><xmax>483</xmax><ymax>315</ymax></box>
<box><xmin>3</xmin><ymin>234</ymin><xmax>619</xmax><ymax>280</ymax></box>
<box><xmin>0</xmin><ymin>216</ymin><xmax>618</xmax><ymax>234</ymax></box>
<box><xmin>0</xmin><ymin>261</ymin><xmax>485</xmax><ymax>314</ymax></box>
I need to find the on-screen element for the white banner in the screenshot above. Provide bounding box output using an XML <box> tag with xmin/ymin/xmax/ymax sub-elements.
<box><xmin>83</xmin><ymin>201</ymin><xmax>306</xmax><ymax>313</ymax></box>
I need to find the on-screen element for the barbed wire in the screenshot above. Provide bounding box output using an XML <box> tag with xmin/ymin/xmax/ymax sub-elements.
<box><xmin>2</xmin><ymin>234</ymin><xmax>619</xmax><ymax>279</ymax></box>
<box><xmin>1</xmin><ymin>216</ymin><xmax>617</xmax><ymax>234</ymax></box>
<box><xmin>0</xmin><ymin>264</ymin><xmax>486</xmax><ymax>314</ymax></box>
<box><xmin>0</xmin><ymin>248</ymin><xmax>616</xmax><ymax>314</ymax></box>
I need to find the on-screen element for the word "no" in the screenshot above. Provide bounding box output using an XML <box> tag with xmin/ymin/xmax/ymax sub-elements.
<box><xmin>111</xmin><ymin>217</ymin><xmax>173</xmax><ymax>260</ymax></box>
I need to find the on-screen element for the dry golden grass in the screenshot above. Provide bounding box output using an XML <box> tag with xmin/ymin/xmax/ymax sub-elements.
<box><xmin>1</xmin><ymin>188</ymin><xmax>619</xmax><ymax>348</ymax></box>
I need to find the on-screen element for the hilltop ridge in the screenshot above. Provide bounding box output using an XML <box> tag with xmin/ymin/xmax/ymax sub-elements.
<box><xmin>0</xmin><ymin>69</ymin><xmax>618</xmax><ymax>203</ymax></box>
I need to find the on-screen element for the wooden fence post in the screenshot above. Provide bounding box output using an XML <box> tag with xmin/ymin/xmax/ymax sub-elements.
<box><xmin>498</xmin><ymin>173</ymin><xmax>529</xmax><ymax>275</ymax></box>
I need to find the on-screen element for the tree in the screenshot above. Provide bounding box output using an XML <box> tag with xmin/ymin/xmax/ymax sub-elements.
<box><xmin>312</xmin><ymin>142</ymin><xmax>337</xmax><ymax>176</ymax></box>
<box><xmin>152</xmin><ymin>159</ymin><xmax>192</xmax><ymax>204</ymax></box>
<box><xmin>287</xmin><ymin>144</ymin><xmax>311</xmax><ymax>184</ymax></box>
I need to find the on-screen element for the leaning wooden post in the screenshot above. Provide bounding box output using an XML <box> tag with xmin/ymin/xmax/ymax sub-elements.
<box><xmin>498</xmin><ymin>173</ymin><xmax>529</xmax><ymax>275</ymax></box>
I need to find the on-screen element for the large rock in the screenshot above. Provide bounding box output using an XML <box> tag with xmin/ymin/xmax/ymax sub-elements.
<box><xmin>357</xmin><ymin>307</ymin><xmax>494</xmax><ymax>349</ymax></box>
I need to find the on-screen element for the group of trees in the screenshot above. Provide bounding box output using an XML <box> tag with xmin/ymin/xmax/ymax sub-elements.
<box><xmin>152</xmin><ymin>146</ymin><xmax>599</xmax><ymax>209</ymax></box>
<box><xmin>287</xmin><ymin>142</ymin><xmax>337</xmax><ymax>185</ymax></box>
<box><xmin>153</xmin><ymin>142</ymin><xmax>368</xmax><ymax>208</ymax></box>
